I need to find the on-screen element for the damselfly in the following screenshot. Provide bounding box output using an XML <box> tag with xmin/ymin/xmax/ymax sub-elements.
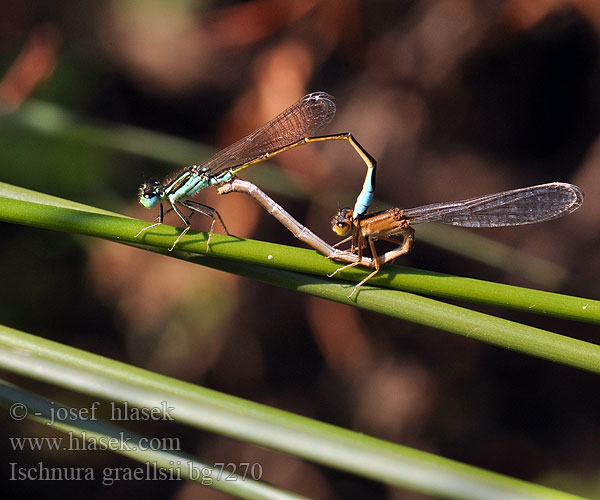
<box><xmin>331</xmin><ymin>182</ymin><xmax>584</xmax><ymax>298</ymax></box>
<box><xmin>137</xmin><ymin>92</ymin><xmax>376</xmax><ymax>250</ymax></box>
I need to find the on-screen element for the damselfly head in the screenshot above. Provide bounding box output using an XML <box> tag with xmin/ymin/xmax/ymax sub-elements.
<box><xmin>332</xmin><ymin>207</ymin><xmax>354</xmax><ymax>236</ymax></box>
<box><xmin>139</xmin><ymin>180</ymin><xmax>163</xmax><ymax>209</ymax></box>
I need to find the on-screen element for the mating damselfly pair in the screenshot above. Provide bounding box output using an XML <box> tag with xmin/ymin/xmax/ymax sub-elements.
<box><xmin>136</xmin><ymin>92</ymin><xmax>583</xmax><ymax>297</ymax></box>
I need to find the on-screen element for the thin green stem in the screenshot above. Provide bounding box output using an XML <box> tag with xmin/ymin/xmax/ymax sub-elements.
<box><xmin>1</xmin><ymin>189</ymin><xmax>600</xmax><ymax>374</ymax></box>
<box><xmin>0</xmin><ymin>186</ymin><xmax>598</xmax><ymax>325</ymax></box>
<box><xmin>0</xmin><ymin>381</ymin><xmax>307</xmax><ymax>500</ymax></box>
<box><xmin>0</xmin><ymin>325</ymin><xmax>586</xmax><ymax>500</ymax></box>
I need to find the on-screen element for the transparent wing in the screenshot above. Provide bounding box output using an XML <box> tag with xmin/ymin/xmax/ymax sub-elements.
<box><xmin>401</xmin><ymin>183</ymin><xmax>583</xmax><ymax>227</ymax></box>
<box><xmin>201</xmin><ymin>92</ymin><xmax>336</xmax><ymax>176</ymax></box>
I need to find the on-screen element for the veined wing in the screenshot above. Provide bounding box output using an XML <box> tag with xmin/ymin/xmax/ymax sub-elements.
<box><xmin>401</xmin><ymin>183</ymin><xmax>583</xmax><ymax>227</ymax></box>
<box><xmin>201</xmin><ymin>92</ymin><xmax>336</xmax><ymax>176</ymax></box>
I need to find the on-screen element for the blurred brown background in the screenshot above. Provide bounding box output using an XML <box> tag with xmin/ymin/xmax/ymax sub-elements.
<box><xmin>1</xmin><ymin>1</ymin><xmax>600</xmax><ymax>498</ymax></box>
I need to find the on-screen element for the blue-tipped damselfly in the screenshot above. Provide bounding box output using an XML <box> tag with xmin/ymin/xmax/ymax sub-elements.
<box><xmin>136</xmin><ymin>92</ymin><xmax>376</xmax><ymax>250</ymax></box>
